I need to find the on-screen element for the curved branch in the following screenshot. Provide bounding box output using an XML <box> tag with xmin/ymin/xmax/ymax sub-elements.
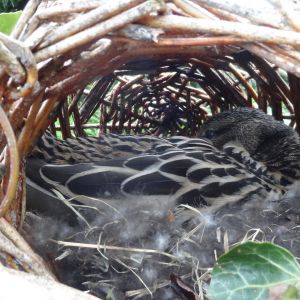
<box><xmin>0</xmin><ymin>105</ymin><xmax>20</xmax><ymax>218</ymax></box>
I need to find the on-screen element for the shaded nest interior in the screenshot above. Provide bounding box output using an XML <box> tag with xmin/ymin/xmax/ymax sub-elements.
<box><xmin>51</xmin><ymin>53</ymin><xmax>298</xmax><ymax>139</ymax></box>
<box><xmin>1</xmin><ymin>0</ymin><xmax>300</xmax><ymax>299</ymax></box>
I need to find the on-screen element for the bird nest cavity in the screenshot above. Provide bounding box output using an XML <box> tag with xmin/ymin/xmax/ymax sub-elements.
<box><xmin>1</xmin><ymin>0</ymin><xmax>300</xmax><ymax>299</ymax></box>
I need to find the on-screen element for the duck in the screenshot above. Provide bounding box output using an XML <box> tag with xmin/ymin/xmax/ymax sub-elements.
<box><xmin>24</xmin><ymin>107</ymin><xmax>300</xmax><ymax>299</ymax></box>
<box><xmin>26</xmin><ymin>107</ymin><xmax>300</xmax><ymax>212</ymax></box>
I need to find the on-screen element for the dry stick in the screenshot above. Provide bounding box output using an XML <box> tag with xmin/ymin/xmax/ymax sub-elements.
<box><xmin>245</xmin><ymin>44</ymin><xmax>300</xmax><ymax>79</ymax></box>
<box><xmin>0</xmin><ymin>266</ymin><xmax>100</xmax><ymax>300</ymax></box>
<box><xmin>68</xmin><ymin>88</ymin><xmax>84</xmax><ymax>115</ymax></box>
<box><xmin>199</xmin><ymin>2</ymin><xmax>250</xmax><ymax>23</ymax></box>
<box><xmin>45</xmin><ymin>53</ymin><xmax>123</xmax><ymax>98</ymax></box>
<box><xmin>185</xmin><ymin>86</ymin><xmax>211</xmax><ymax>100</ymax></box>
<box><xmin>173</xmin><ymin>0</ymin><xmax>219</xmax><ymax>20</ymax></box>
<box><xmin>193</xmin><ymin>0</ymin><xmax>286</xmax><ymax>29</ymax></box>
<box><xmin>192</xmin><ymin>74</ymin><xmax>223</xmax><ymax>110</ymax></box>
<box><xmin>20</xmin><ymin>13</ymin><xmax>40</xmax><ymax>41</ymax></box>
<box><xmin>106</xmin><ymin>81</ymin><xmax>123</xmax><ymax>120</ymax></box>
<box><xmin>259</xmin><ymin>44</ymin><xmax>300</xmax><ymax>98</ymax></box>
<box><xmin>80</xmin><ymin>77</ymin><xmax>114</xmax><ymax>123</ymax></box>
<box><xmin>116</xmin><ymin>76</ymin><xmax>128</xmax><ymax>84</ymax></box>
<box><xmin>203</xmin><ymin>66</ymin><xmax>249</xmax><ymax>107</ymax></box>
<box><xmin>0</xmin><ymin>65</ymin><xmax>6</xmax><ymax>86</ymax></box>
<box><xmin>276</xmin><ymin>0</ymin><xmax>300</xmax><ymax>32</ymax></box>
<box><xmin>58</xmin><ymin>100</ymin><xmax>72</xmax><ymax>139</ymax></box>
<box><xmin>38</xmin><ymin>40</ymin><xmax>98</xmax><ymax>87</ymax></box>
<box><xmin>1</xmin><ymin>154</ymin><xmax>23</xmax><ymax>229</ymax></box>
<box><xmin>99</xmin><ymin>101</ymin><xmax>107</xmax><ymax>134</ymax></box>
<box><xmin>39</xmin><ymin>35</ymin><xmax>103</xmax><ymax>79</ymax></box>
<box><xmin>120</xmin><ymin>74</ymin><xmax>144</xmax><ymax>91</ymax></box>
<box><xmin>249</xmin><ymin>50</ymin><xmax>293</xmax><ymax>108</ymax></box>
<box><xmin>38</xmin><ymin>0</ymin><xmax>146</xmax><ymax>49</ymax></box>
<box><xmin>49</xmin><ymin>122</ymin><xmax>57</xmax><ymax>136</ymax></box>
<box><xmin>157</xmin><ymin>35</ymin><xmax>246</xmax><ymax>46</ymax></box>
<box><xmin>21</xmin><ymin>2</ymin><xmax>91</xmax><ymax>41</ymax></box>
<box><xmin>26</xmin><ymin>23</ymin><xmax>60</xmax><ymax>50</ymax></box>
<box><xmin>46</xmin><ymin>42</ymin><xmax>231</xmax><ymax>100</ymax></box>
<box><xmin>31</xmin><ymin>95</ymin><xmax>60</xmax><ymax>144</ymax></box>
<box><xmin>267</xmin><ymin>44</ymin><xmax>300</xmax><ymax>67</ymax></box>
<box><xmin>166</xmin><ymin>85</ymin><xmax>209</xmax><ymax>106</ymax></box>
<box><xmin>196</xmin><ymin>0</ymin><xmax>298</xmax><ymax>72</ymax></box>
<box><xmin>18</xmin><ymin>92</ymin><xmax>43</xmax><ymax>157</ymax></box>
<box><xmin>120</xmin><ymin>41</ymin><xmax>233</xmax><ymax>62</ymax></box>
<box><xmin>11</xmin><ymin>0</ymin><xmax>40</xmax><ymax>39</ymax></box>
<box><xmin>35</xmin><ymin>1</ymin><xmax>101</xmax><ymax>20</ymax></box>
<box><xmin>174</xmin><ymin>0</ymin><xmax>218</xmax><ymax>19</ymax></box>
<box><xmin>0</xmin><ymin>106</ymin><xmax>19</xmax><ymax>218</ymax></box>
<box><xmin>38</xmin><ymin>52</ymin><xmax>72</xmax><ymax>86</ymax></box>
<box><xmin>15</xmin><ymin>163</ymin><xmax>26</xmax><ymax>228</ymax></box>
<box><xmin>40</xmin><ymin>38</ymin><xmax>112</xmax><ymax>92</ymax></box>
<box><xmin>228</xmin><ymin>63</ymin><xmax>258</xmax><ymax>101</ymax></box>
<box><xmin>5</xmin><ymin>91</ymin><xmax>40</xmax><ymax>153</ymax></box>
<box><xmin>0</xmin><ymin>33</ymin><xmax>38</xmax><ymax>98</ymax></box>
<box><xmin>34</xmin><ymin>0</ymin><xmax>165</xmax><ymax>62</ymax></box>
<box><xmin>72</xmin><ymin>105</ymin><xmax>85</xmax><ymax>137</ymax></box>
<box><xmin>0</xmin><ymin>41</ymin><xmax>25</xmax><ymax>83</ymax></box>
<box><xmin>0</xmin><ymin>218</ymin><xmax>55</xmax><ymax>279</ymax></box>
<box><xmin>288</xmin><ymin>74</ymin><xmax>300</xmax><ymax>133</ymax></box>
<box><xmin>0</xmin><ymin>231</ymin><xmax>38</xmax><ymax>272</ymax></box>
<box><xmin>101</xmin><ymin>86</ymin><xmax>157</xmax><ymax>132</ymax></box>
<box><xmin>144</xmin><ymin>15</ymin><xmax>300</xmax><ymax>46</ymax></box>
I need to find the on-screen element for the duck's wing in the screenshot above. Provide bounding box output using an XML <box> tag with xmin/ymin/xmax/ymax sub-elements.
<box><xmin>27</xmin><ymin>136</ymin><xmax>282</xmax><ymax>211</ymax></box>
<box><xmin>33</xmin><ymin>131</ymin><xmax>185</xmax><ymax>163</ymax></box>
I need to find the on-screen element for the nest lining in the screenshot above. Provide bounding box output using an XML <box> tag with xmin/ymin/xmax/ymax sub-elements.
<box><xmin>23</xmin><ymin>188</ymin><xmax>300</xmax><ymax>299</ymax></box>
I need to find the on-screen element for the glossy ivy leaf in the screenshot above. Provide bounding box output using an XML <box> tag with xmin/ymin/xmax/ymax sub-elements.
<box><xmin>208</xmin><ymin>242</ymin><xmax>300</xmax><ymax>300</ymax></box>
<box><xmin>0</xmin><ymin>11</ymin><xmax>21</xmax><ymax>34</ymax></box>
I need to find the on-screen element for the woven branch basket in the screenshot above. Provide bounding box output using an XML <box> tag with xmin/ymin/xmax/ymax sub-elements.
<box><xmin>1</xmin><ymin>0</ymin><xmax>300</xmax><ymax>298</ymax></box>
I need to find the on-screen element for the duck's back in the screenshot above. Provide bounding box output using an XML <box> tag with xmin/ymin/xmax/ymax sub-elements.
<box><xmin>27</xmin><ymin>132</ymin><xmax>281</xmax><ymax>210</ymax></box>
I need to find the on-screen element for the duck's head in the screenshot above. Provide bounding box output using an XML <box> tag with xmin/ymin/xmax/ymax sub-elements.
<box><xmin>198</xmin><ymin>107</ymin><xmax>300</xmax><ymax>174</ymax></box>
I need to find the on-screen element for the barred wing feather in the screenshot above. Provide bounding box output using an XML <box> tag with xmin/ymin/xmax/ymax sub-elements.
<box><xmin>29</xmin><ymin>135</ymin><xmax>281</xmax><ymax>210</ymax></box>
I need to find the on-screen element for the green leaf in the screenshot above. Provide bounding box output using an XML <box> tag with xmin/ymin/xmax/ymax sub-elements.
<box><xmin>0</xmin><ymin>11</ymin><xmax>21</xmax><ymax>34</ymax></box>
<box><xmin>208</xmin><ymin>242</ymin><xmax>300</xmax><ymax>300</ymax></box>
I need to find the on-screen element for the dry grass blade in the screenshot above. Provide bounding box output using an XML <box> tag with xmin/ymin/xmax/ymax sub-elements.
<box><xmin>52</xmin><ymin>240</ymin><xmax>178</xmax><ymax>261</ymax></box>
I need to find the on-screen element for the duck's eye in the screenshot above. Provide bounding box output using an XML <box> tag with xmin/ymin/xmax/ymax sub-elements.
<box><xmin>204</xmin><ymin>130</ymin><xmax>215</xmax><ymax>139</ymax></box>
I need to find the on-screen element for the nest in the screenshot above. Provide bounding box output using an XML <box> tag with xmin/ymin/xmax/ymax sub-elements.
<box><xmin>1</xmin><ymin>0</ymin><xmax>300</xmax><ymax>298</ymax></box>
